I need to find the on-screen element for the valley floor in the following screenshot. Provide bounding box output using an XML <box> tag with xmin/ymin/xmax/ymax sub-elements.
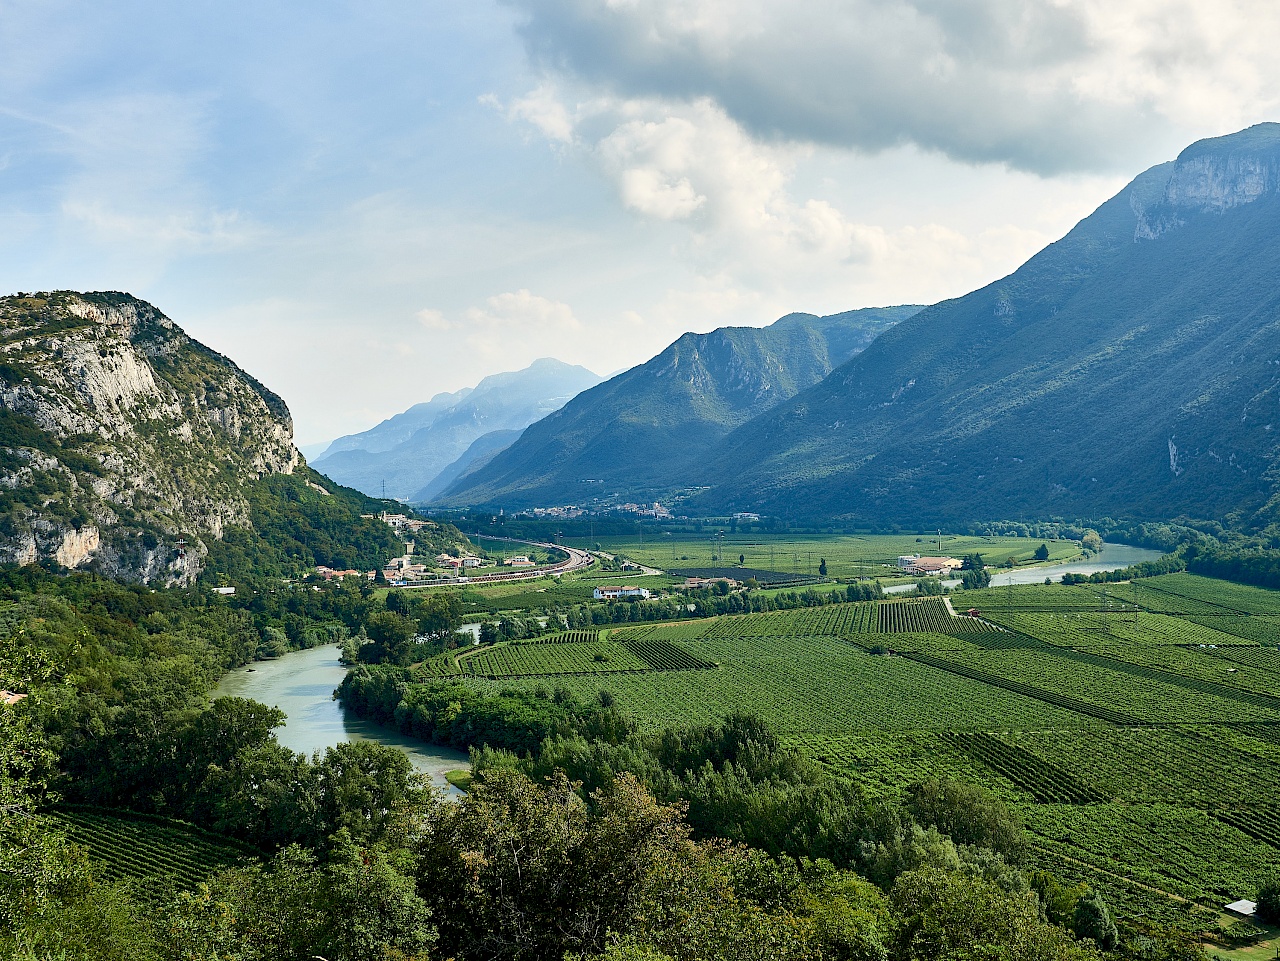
<box><xmin>442</xmin><ymin>573</ymin><xmax>1280</xmax><ymax>942</ymax></box>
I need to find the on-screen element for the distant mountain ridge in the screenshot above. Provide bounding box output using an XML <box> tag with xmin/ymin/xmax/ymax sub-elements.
<box><xmin>435</xmin><ymin>305</ymin><xmax>920</xmax><ymax>507</ymax></box>
<box><xmin>686</xmin><ymin>123</ymin><xmax>1280</xmax><ymax>525</ymax></box>
<box><xmin>312</xmin><ymin>358</ymin><xmax>601</xmax><ymax>500</ymax></box>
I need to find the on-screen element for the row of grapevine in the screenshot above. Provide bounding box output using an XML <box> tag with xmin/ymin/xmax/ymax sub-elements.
<box><xmin>696</xmin><ymin>603</ymin><xmax>879</xmax><ymax>639</ymax></box>
<box><xmin>626</xmin><ymin>638</ymin><xmax>717</xmax><ymax>671</ymax></box>
<box><xmin>1192</xmin><ymin>615</ymin><xmax>1280</xmax><ymax>645</ymax></box>
<box><xmin>1047</xmin><ymin>646</ymin><xmax>1280</xmax><ymax>713</ymax></box>
<box><xmin>900</xmin><ymin>651</ymin><xmax>1142</xmax><ymax>724</ymax></box>
<box><xmin>1141</xmin><ymin>573</ymin><xmax>1280</xmax><ymax>615</ymax></box>
<box><xmin>461</xmin><ymin>641</ymin><xmax>652</xmax><ymax>677</ymax></box>
<box><xmin>878</xmin><ymin>598</ymin><xmax>986</xmax><ymax>634</ymax></box>
<box><xmin>529</xmin><ymin>630</ymin><xmax>602</xmax><ymax>644</ymax></box>
<box><xmin>941</xmin><ymin>731</ymin><xmax>1109</xmax><ymax>804</ymax></box>
<box><xmin>50</xmin><ymin>809</ymin><xmax>251</xmax><ymax>885</ymax></box>
<box><xmin>1209</xmin><ymin>808</ymin><xmax>1280</xmax><ymax>849</ymax></box>
<box><xmin>997</xmin><ymin>727</ymin><xmax>1280</xmax><ymax>809</ymax></box>
<box><xmin>987</xmin><ymin>609</ymin><xmax>1252</xmax><ymax>649</ymax></box>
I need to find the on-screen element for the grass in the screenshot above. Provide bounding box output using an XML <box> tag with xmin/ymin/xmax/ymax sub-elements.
<box><xmin>592</xmin><ymin>532</ymin><xmax>1083</xmax><ymax>580</ymax></box>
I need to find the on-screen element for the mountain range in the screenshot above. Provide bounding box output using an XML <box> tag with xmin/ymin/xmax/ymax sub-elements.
<box><xmin>311</xmin><ymin>358</ymin><xmax>601</xmax><ymax>501</ymax></box>
<box><xmin>681</xmin><ymin>123</ymin><xmax>1280</xmax><ymax>525</ymax></box>
<box><xmin>437</xmin><ymin>123</ymin><xmax>1280</xmax><ymax>528</ymax></box>
<box><xmin>434</xmin><ymin>306</ymin><xmax>919</xmax><ymax>507</ymax></box>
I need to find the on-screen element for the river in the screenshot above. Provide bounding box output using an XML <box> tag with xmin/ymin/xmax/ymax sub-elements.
<box><xmin>882</xmin><ymin>541</ymin><xmax>1165</xmax><ymax>593</ymax></box>
<box><xmin>986</xmin><ymin>542</ymin><xmax>1164</xmax><ymax>586</ymax></box>
<box><xmin>213</xmin><ymin>644</ymin><xmax>468</xmax><ymax>797</ymax></box>
<box><xmin>213</xmin><ymin>541</ymin><xmax>1163</xmax><ymax>790</ymax></box>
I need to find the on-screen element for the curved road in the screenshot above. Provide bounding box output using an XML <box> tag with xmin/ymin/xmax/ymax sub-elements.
<box><xmin>396</xmin><ymin>535</ymin><xmax>593</xmax><ymax>589</ymax></box>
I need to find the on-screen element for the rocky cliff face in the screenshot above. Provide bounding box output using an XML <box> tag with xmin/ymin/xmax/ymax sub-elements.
<box><xmin>0</xmin><ymin>291</ymin><xmax>297</xmax><ymax>583</ymax></box>
<box><xmin>1135</xmin><ymin>122</ymin><xmax>1280</xmax><ymax>238</ymax></box>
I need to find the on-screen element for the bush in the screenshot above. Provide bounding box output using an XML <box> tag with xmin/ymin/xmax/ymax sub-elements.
<box><xmin>1257</xmin><ymin>875</ymin><xmax>1280</xmax><ymax>923</ymax></box>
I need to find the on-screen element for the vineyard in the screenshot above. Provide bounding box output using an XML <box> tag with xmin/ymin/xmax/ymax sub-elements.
<box><xmin>426</xmin><ymin>572</ymin><xmax>1280</xmax><ymax>928</ymax></box>
<box><xmin>696</xmin><ymin>602</ymin><xmax>878</xmax><ymax>638</ymax></box>
<box><xmin>530</xmin><ymin>630</ymin><xmax>602</xmax><ymax>644</ymax></box>
<box><xmin>49</xmin><ymin>808</ymin><xmax>253</xmax><ymax>885</ymax></box>
<box><xmin>458</xmin><ymin>640</ymin><xmax>653</xmax><ymax>677</ymax></box>
<box><xmin>877</xmin><ymin>598</ymin><xmax>986</xmax><ymax>633</ymax></box>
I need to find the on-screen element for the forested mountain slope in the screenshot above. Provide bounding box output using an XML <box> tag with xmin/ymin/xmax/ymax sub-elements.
<box><xmin>691</xmin><ymin>123</ymin><xmax>1280</xmax><ymax>526</ymax></box>
<box><xmin>313</xmin><ymin>358</ymin><xmax>601</xmax><ymax>499</ymax></box>
<box><xmin>435</xmin><ymin>306</ymin><xmax>919</xmax><ymax>507</ymax></box>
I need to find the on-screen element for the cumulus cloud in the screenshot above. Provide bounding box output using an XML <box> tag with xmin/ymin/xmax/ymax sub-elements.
<box><xmin>465</xmin><ymin>289</ymin><xmax>581</xmax><ymax>331</ymax></box>
<box><xmin>503</xmin><ymin>0</ymin><xmax>1280</xmax><ymax>174</ymax></box>
<box><xmin>503</xmin><ymin>94</ymin><xmax>898</xmax><ymax>289</ymax></box>
<box><xmin>415</xmin><ymin>308</ymin><xmax>450</xmax><ymax>330</ymax></box>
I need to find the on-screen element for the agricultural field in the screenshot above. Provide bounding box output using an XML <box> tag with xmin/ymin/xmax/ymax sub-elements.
<box><xmin>593</xmin><ymin>532</ymin><xmax>1083</xmax><ymax>580</ymax></box>
<box><xmin>458</xmin><ymin>640</ymin><xmax>654</xmax><ymax>677</ymax></box>
<box><xmin>48</xmin><ymin>808</ymin><xmax>254</xmax><ymax>886</ymax></box>
<box><xmin>456</xmin><ymin>574</ymin><xmax>1280</xmax><ymax>930</ymax></box>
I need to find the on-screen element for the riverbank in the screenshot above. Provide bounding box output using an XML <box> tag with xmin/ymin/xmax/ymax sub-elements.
<box><xmin>213</xmin><ymin>644</ymin><xmax>468</xmax><ymax>796</ymax></box>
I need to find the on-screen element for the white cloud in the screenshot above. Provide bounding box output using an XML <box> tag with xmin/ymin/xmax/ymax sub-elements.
<box><xmin>465</xmin><ymin>289</ymin><xmax>581</xmax><ymax>330</ymax></box>
<box><xmin>505</xmin><ymin>0</ymin><xmax>1280</xmax><ymax>174</ymax></box>
<box><xmin>415</xmin><ymin>308</ymin><xmax>451</xmax><ymax>331</ymax></box>
<box><xmin>505</xmin><ymin>86</ymin><xmax>577</xmax><ymax>143</ymax></box>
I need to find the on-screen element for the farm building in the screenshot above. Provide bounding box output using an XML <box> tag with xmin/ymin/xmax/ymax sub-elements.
<box><xmin>897</xmin><ymin>555</ymin><xmax>963</xmax><ymax>576</ymax></box>
<box><xmin>683</xmin><ymin>577</ymin><xmax>739</xmax><ymax>590</ymax></box>
<box><xmin>594</xmin><ymin>585</ymin><xmax>651</xmax><ymax>600</ymax></box>
<box><xmin>504</xmin><ymin>555</ymin><xmax>536</xmax><ymax>567</ymax></box>
<box><xmin>1225</xmin><ymin>899</ymin><xmax>1257</xmax><ymax>918</ymax></box>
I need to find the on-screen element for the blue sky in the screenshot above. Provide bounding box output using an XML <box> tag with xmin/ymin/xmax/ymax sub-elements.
<box><xmin>2</xmin><ymin>1</ymin><xmax>1277</xmax><ymax>444</ymax></box>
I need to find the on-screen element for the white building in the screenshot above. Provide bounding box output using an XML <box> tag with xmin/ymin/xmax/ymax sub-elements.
<box><xmin>593</xmin><ymin>585</ymin><xmax>651</xmax><ymax>600</ymax></box>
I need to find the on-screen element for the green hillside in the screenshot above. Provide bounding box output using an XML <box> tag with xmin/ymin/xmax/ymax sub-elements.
<box><xmin>690</xmin><ymin>123</ymin><xmax>1280</xmax><ymax>526</ymax></box>
<box><xmin>435</xmin><ymin>305</ymin><xmax>919</xmax><ymax>507</ymax></box>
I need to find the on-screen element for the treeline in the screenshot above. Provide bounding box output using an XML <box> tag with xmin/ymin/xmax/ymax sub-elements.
<box><xmin>1060</xmin><ymin>554</ymin><xmax>1188</xmax><ymax>585</ymax></box>
<box><xmin>1185</xmin><ymin>541</ymin><xmax>1280</xmax><ymax>591</ymax></box>
<box><xmin>334</xmin><ymin>675</ymin><xmax>1201</xmax><ymax>959</ymax></box>
<box><xmin>530</xmin><ymin>581</ymin><xmax>884</xmax><ymax>628</ymax></box>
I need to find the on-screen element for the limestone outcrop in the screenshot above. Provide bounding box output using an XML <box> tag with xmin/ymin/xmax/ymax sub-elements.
<box><xmin>0</xmin><ymin>291</ymin><xmax>298</xmax><ymax>583</ymax></box>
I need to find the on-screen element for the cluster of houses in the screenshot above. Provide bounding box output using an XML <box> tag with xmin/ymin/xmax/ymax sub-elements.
<box><xmin>896</xmin><ymin>555</ymin><xmax>965</xmax><ymax>577</ymax></box>
<box><xmin>616</xmin><ymin>502</ymin><xmax>673</xmax><ymax>519</ymax></box>
<box><xmin>315</xmin><ymin>565</ymin><xmax>370</xmax><ymax>581</ymax></box>
<box><xmin>682</xmin><ymin>576</ymin><xmax>739</xmax><ymax>590</ymax></box>
<box><xmin>523</xmin><ymin>506</ymin><xmax>585</xmax><ymax>519</ymax></box>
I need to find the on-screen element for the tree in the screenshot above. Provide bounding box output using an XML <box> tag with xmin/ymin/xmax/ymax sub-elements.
<box><xmin>1256</xmin><ymin>875</ymin><xmax>1280</xmax><ymax>922</ymax></box>
<box><xmin>1081</xmin><ymin>530</ymin><xmax>1103</xmax><ymax>553</ymax></box>
<box><xmin>819</xmin><ymin>558</ymin><xmax>828</xmax><ymax>577</ymax></box>
<box><xmin>1072</xmin><ymin>890</ymin><xmax>1118</xmax><ymax>949</ymax></box>
<box><xmin>1034</xmin><ymin>543</ymin><xmax>1050</xmax><ymax>561</ymax></box>
<box><xmin>360</xmin><ymin>611</ymin><xmax>418</xmax><ymax>665</ymax></box>
<box><xmin>416</xmin><ymin>770</ymin><xmax>690</xmax><ymax>961</ymax></box>
<box><xmin>906</xmin><ymin>779</ymin><xmax>1023</xmax><ymax>858</ymax></box>
<box><xmin>890</xmin><ymin>868</ymin><xmax>1097</xmax><ymax>961</ymax></box>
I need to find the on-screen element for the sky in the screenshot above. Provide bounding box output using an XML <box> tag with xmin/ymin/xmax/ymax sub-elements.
<box><xmin>2</xmin><ymin>1</ymin><xmax>1278</xmax><ymax>447</ymax></box>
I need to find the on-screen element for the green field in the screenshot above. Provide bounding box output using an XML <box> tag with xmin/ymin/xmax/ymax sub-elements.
<box><xmin>451</xmin><ymin>573</ymin><xmax>1280</xmax><ymax>932</ymax></box>
<box><xmin>49</xmin><ymin>808</ymin><xmax>255</xmax><ymax>886</ymax></box>
<box><xmin>593</xmin><ymin>532</ymin><xmax>1082</xmax><ymax>579</ymax></box>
